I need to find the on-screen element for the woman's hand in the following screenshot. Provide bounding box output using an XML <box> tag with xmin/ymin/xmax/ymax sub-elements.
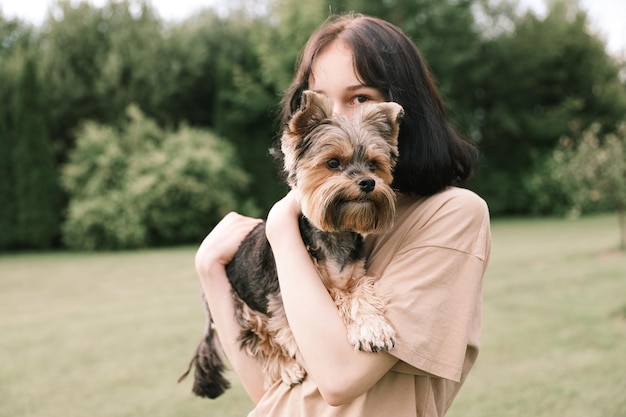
<box><xmin>194</xmin><ymin>211</ymin><xmax>266</xmax><ymax>403</ymax></box>
<box><xmin>195</xmin><ymin>212</ymin><xmax>263</xmax><ymax>278</ymax></box>
<box><xmin>265</xmin><ymin>190</ymin><xmax>301</xmax><ymax>244</ymax></box>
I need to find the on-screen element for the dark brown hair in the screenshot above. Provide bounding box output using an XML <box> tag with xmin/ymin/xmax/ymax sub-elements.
<box><xmin>278</xmin><ymin>13</ymin><xmax>478</xmax><ymax>196</ymax></box>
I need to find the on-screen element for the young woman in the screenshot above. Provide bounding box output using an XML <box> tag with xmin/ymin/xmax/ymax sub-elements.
<box><xmin>195</xmin><ymin>13</ymin><xmax>491</xmax><ymax>417</ymax></box>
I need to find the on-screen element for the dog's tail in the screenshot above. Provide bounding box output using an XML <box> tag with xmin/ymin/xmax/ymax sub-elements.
<box><xmin>178</xmin><ymin>295</ymin><xmax>231</xmax><ymax>399</ymax></box>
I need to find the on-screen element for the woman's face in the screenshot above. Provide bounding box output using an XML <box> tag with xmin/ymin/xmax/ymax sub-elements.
<box><xmin>309</xmin><ymin>40</ymin><xmax>385</xmax><ymax>119</ymax></box>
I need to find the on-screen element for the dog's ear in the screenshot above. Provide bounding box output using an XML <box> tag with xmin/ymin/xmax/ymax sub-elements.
<box><xmin>288</xmin><ymin>90</ymin><xmax>333</xmax><ymax>137</ymax></box>
<box><xmin>281</xmin><ymin>91</ymin><xmax>333</xmax><ymax>188</ymax></box>
<box><xmin>361</xmin><ymin>102</ymin><xmax>404</xmax><ymax>147</ymax></box>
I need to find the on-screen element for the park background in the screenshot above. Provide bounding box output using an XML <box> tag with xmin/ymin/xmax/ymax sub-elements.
<box><xmin>1</xmin><ymin>0</ymin><xmax>625</xmax><ymax>415</ymax></box>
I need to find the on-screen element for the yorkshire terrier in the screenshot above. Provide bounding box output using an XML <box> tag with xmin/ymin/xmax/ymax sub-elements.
<box><xmin>179</xmin><ymin>90</ymin><xmax>404</xmax><ymax>398</ymax></box>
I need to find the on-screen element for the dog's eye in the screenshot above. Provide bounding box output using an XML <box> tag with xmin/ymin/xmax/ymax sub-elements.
<box><xmin>327</xmin><ymin>159</ymin><xmax>341</xmax><ymax>170</ymax></box>
<box><xmin>368</xmin><ymin>161</ymin><xmax>377</xmax><ymax>172</ymax></box>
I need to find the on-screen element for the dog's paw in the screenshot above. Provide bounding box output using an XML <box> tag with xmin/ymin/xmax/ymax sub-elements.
<box><xmin>280</xmin><ymin>361</ymin><xmax>307</xmax><ymax>387</ymax></box>
<box><xmin>347</xmin><ymin>316</ymin><xmax>396</xmax><ymax>353</ymax></box>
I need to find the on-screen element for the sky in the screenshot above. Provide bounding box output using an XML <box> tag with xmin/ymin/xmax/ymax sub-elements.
<box><xmin>1</xmin><ymin>0</ymin><xmax>625</xmax><ymax>56</ymax></box>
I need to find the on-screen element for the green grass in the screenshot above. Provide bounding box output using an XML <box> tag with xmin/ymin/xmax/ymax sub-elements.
<box><xmin>0</xmin><ymin>249</ymin><xmax>253</xmax><ymax>417</ymax></box>
<box><xmin>1</xmin><ymin>214</ymin><xmax>624</xmax><ymax>417</ymax></box>
<box><xmin>448</xmin><ymin>214</ymin><xmax>626</xmax><ymax>417</ymax></box>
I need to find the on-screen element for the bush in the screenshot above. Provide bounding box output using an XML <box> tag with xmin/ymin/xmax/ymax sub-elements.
<box><xmin>554</xmin><ymin>123</ymin><xmax>626</xmax><ymax>248</ymax></box>
<box><xmin>62</xmin><ymin>193</ymin><xmax>147</xmax><ymax>250</ymax></box>
<box><xmin>523</xmin><ymin>157</ymin><xmax>577</xmax><ymax>216</ymax></box>
<box><xmin>62</xmin><ymin>105</ymin><xmax>258</xmax><ymax>250</ymax></box>
<box><xmin>128</xmin><ymin>125</ymin><xmax>257</xmax><ymax>245</ymax></box>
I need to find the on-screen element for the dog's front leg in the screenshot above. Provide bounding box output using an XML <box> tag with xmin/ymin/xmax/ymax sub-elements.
<box><xmin>335</xmin><ymin>276</ymin><xmax>396</xmax><ymax>353</ymax></box>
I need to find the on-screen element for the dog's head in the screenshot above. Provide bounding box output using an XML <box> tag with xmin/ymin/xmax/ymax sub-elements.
<box><xmin>281</xmin><ymin>90</ymin><xmax>404</xmax><ymax>235</ymax></box>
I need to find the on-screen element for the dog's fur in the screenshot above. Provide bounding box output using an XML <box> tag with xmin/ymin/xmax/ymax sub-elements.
<box><xmin>179</xmin><ymin>90</ymin><xmax>404</xmax><ymax>398</ymax></box>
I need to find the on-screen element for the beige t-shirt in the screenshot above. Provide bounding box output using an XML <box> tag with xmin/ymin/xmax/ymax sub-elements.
<box><xmin>249</xmin><ymin>187</ymin><xmax>491</xmax><ymax>417</ymax></box>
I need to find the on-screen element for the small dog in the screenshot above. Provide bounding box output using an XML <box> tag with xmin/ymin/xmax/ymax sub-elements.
<box><xmin>179</xmin><ymin>90</ymin><xmax>404</xmax><ymax>398</ymax></box>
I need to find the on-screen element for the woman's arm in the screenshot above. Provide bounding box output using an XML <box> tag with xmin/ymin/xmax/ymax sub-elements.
<box><xmin>195</xmin><ymin>212</ymin><xmax>266</xmax><ymax>403</ymax></box>
<box><xmin>265</xmin><ymin>192</ymin><xmax>399</xmax><ymax>406</ymax></box>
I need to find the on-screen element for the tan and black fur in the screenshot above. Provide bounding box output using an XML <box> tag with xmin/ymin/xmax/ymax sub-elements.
<box><xmin>180</xmin><ymin>90</ymin><xmax>404</xmax><ymax>398</ymax></box>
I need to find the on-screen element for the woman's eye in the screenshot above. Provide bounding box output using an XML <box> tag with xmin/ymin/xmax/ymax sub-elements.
<box><xmin>353</xmin><ymin>95</ymin><xmax>369</xmax><ymax>104</ymax></box>
<box><xmin>327</xmin><ymin>159</ymin><xmax>341</xmax><ymax>170</ymax></box>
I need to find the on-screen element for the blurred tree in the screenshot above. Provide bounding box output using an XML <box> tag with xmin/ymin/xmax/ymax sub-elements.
<box><xmin>225</xmin><ymin>0</ymin><xmax>338</xmax><ymax>211</ymax></box>
<box><xmin>469</xmin><ymin>0</ymin><xmax>626</xmax><ymax>214</ymax></box>
<box><xmin>206</xmin><ymin>8</ymin><xmax>287</xmax><ymax>212</ymax></box>
<box><xmin>149</xmin><ymin>13</ymin><xmax>221</xmax><ymax>128</ymax></box>
<box><xmin>5</xmin><ymin>0</ymin><xmax>625</xmax><ymax>252</ymax></box>
<box><xmin>257</xmin><ymin>0</ymin><xmax>327</xmax><ymax>93</ymax></box>
<box><xmin>92</xmin><ymin>1</ymin><xmax>164</xmax><ymax>123</ymax></box>
<box><xmin>39</xmin><ymin>0</ymin><xmax>115</xmax><ymax>161</ymax></box>
<box><xmin>37</xmin><ymin>1</ymin><xmax>286</xmax><ymax>240</ymax></box>
<box><xmin>544</xmin><ymin>123</ymin><xmax>626</xmax><ymax>250</ymax></box>
<box><xmin>11</xmin><ymin>56</ymin><xmax>62</xmax><ymax>248</ymax></box>
<box><xmin>0</xmin><ymin>16</ymin><xmax>39</xmax><ymax>250</ymax></box>
<box><xmin>0</xmin><ymin>18</ymin><xmax>20</xmax><ymax>249</ymax></box>
<box><xmin>0</xmin><ymin>94</ymin><xmax>13</xmax><ymax>249</ymax></box>
<box><xmin>39</xmin><ymin>1</ymin><xmax>173</xmax><ymax>160</ymax></box>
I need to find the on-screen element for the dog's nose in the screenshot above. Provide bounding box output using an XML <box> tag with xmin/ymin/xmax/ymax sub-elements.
<box><xmin>358</xmin><ymin>178</ymin><xmax>376</xmax><ymax>193</ymax></box>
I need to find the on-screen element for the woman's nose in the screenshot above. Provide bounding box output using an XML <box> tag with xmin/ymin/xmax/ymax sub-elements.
<box><xmin>332</xmin><ymin>103</ymin><xmax>353</xmax><ymax>119</ymax></box>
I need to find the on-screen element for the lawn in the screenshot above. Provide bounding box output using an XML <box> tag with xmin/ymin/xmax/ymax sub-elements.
<box><xmin>0</xmin><ymin>214</ymin><xmax>624</xmax><ymax>417</ymax></box>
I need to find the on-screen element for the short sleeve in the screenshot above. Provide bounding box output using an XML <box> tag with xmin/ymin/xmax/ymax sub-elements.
<box><xmin>366</xmin><ymin>188</ymin><xmax>491</xmax><ymax>381</ymax></box>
